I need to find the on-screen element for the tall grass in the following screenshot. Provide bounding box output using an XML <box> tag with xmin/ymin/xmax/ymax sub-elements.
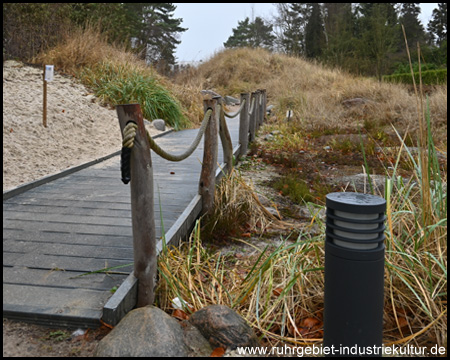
<box><xmin>79</xmin><ymin>61</ymin><xmax>189</xmax><ymax>130</ymax></box>
<box><xmin>35</xmin><ymin>24</ymin><xmax>190</xmax><ymax>129</ymax></box>
<box><xmin>176</xmin><ymin>47</ymin><xmax>447</xmax><ymax>147</ymax></box>
<box><xmin>159</xmin><ymin>47</ymin><xmax>446</xmax><ymax>350</ymax></box>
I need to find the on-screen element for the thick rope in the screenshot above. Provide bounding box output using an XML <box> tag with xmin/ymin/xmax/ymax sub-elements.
<box><xmin>122</xmin><ymin>108</ymin><xmax>213</xmax><ymax>162</ymax></box>
<box><xmin>223</xmin><ymin>98</ymin><xmax>246</xmax><ymax>118</ymax></box>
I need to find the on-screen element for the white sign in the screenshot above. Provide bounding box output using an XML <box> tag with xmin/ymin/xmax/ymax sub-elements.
<box><xmin>45</xmin><ymin>65</ymin><xmax>54</xmax><ymax>82</ymax></box>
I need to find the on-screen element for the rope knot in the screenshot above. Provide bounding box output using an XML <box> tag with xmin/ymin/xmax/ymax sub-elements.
<box><xmin>122</xmin><ymin>122</ymin><xmax>138</xmax><ymax>148</ymax></box>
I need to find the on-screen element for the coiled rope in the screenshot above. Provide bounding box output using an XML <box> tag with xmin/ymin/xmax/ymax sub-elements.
<box><xmin>121</xmin><ymin>108</ymin><xmax>213</xmax><ymax>183</ymax></box>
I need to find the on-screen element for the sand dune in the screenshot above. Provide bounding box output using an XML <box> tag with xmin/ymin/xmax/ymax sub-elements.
<box><xmin>3</xmin><ymin>61</ymin><xmax>166</xmax><ymax>191</ymax></box>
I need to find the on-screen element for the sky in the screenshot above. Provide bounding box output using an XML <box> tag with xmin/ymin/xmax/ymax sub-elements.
<box><xmin>172</xmin><ymin>3</ymin><xmax>438</xmax><ymax>64</ymax></box>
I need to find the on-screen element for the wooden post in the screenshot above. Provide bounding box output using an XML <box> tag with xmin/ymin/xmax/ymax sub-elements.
<box><xmin>249</xmin><ymin>91</ymin><xmax>257</xmax><ymax>142</ymax></box>
<box><xmin>199</xmin><ymin>98</ymin><xmax>219</xmax><ymax>215</ymax></box>
<box><xmin>258</xmin><ymin>89</ymin><xmax>264</xmax><ymax>128</ymax></box>
<box><xmin>43</xmin><ymin>66</ymin><xmax>47</xmax><ymax>128</ymax></box>
<box><xmin>117</xmin><ymin>104</ymin><xmax>156</xmax><ymax>308</ymax></box>
<box><xmin>261</xmin><ymin>89</ymin><xmax>267</xmax><ymax>124</ymax></box>
<box><xmin>218</xmin><ymin>97</ymin><xmax>233</xmax><ymax>175</ymax></box>
<box><xmin>255</xmin><ymin>90</ymin><xmax>261</xmax><ymax>131</ymax></box>
<box><xmin>239</xmin><ymin>93</ymin><xmax>250</xmax><ymax>158</ymax></box>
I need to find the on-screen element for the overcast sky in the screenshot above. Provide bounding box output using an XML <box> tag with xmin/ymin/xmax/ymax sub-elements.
<box><xmin>172</xmin><ymin>3</ymin><xmax>438</xmax><ymax>63</ymax></box>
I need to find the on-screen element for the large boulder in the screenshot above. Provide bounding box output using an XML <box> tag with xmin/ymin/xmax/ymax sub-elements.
<box><xmin>188</xmin><ymin>305</ymin><xmax>260</xmax><ymax>350</ymax></box>
<box><xmin>94</xmin><ymin>306</ymin><xmax>190</xmax><ymax>357</ymax></box>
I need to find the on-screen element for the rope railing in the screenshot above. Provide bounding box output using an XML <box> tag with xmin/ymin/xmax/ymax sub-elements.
<box><xmin>223</xmin><ymin>98</ymin><xmax>246</xmax><ymax>118</ymax></box>
<box><xmin>122</xmin><ymin>108</ymin><xmax>213</xmax><ymax>161</ymax></box>
<box><xmin>116</xmin><ymin>90</ymin><xmax>267</xmax><ymax>307</ymax></box>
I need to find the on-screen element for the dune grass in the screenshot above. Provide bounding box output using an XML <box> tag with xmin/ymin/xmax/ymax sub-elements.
<box><xmin>160</xmin><ymin>47</ymin><xmax>446</xmax><ymax>351</ymax></box>
<box><xmin>34</xmin><ymin>25</ymin><xmax>190</xmax><ymax>129</ymax></box>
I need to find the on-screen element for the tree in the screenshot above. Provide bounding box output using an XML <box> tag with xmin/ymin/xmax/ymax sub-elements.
<box><xmin>273</xmin><ymin>3</ymin><xmax>308</xmax><ymax>55</ymax></box>
<box><xmin>304</xmin><ymin>3</ymin><xmax>326</xmax><ymax>59</ymax></box>
<box><xmin>399</xmin><ymin>3</ymin><xmax>426</xmax><ymax>47</ymax></box>
<box><xmin>224</xmin><ymin>17</ymin><xmax>252</xmax><ymax>48</ymax></box>
<box><xmin>249</xmin><ymin>17</ymin><xmax>276</xmax><ymax>50</ymax></box>
<box><xmin>355</xmin><ymin>3</ymin><xmax>400</xmax><ymax>79</ymax></box>
<box><xmin>322</xmin><ymin>3</ymin><xmax>356</xmax><ymax>69</ymax></box>
<box><xmin>428</xmin><ymin>3</ymin><xmax>447</xmax><ymax>46</ymax></box>
<box><xmin>69</xmin><ymin>3</ymin><xmax>132</xmax><ymax>44</ymax></box>
<box><xmin>224</xmin><ymin>16</ymin><xmax>275</xmax><ymax>50</ymax></box>
<box><xmin>123</xmin><ymin>3</ymin><xmax>187</xmax><ymax>72</ymax></box>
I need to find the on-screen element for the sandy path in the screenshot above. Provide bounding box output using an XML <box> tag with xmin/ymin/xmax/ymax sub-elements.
<box><xmin>3</xmin><ymin>60</ymin><xmax>166</xmax><ymax>191</ymax></box>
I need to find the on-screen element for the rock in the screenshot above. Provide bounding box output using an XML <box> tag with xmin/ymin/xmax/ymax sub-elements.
<box><xmin>265</xmin><ymin>206</ymin><xmax>281</xmax><ymax>219</ymax></box>
<box><xmin>341</xmin><ymin>97</ymin><xmax>375</xmax><ymax>108</ymax></box>
<box><xmin>180</xmin><ymin>320</ymin><xmax>213</xmax><ymax>357</ymax></box>
<box><xmin>152</xmin><ymin>119</ymin><xmax>166</xmax><ymax>131</ymax></box>
<box><xmin>224</xmin><ymin>95</ymin><xmax>240</xmax><ymax>106</ymax></box>
<box><xmin>188</xmin><ymin>305</ymin><xmax>260</xmax><ymax>350</ymax></box>
<box><xmin>94</xmin><ymin>306</ymin><xmax>190</xmax><ymax>357</ymax></box>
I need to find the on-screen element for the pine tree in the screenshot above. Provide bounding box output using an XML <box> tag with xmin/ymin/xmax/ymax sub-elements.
<box><xmin>124</xmin><ymin>3</ymin><xmax>187</xmax><ymax>72</ymax></box>
<box><xmin>355</xmin><ymin>3</ymin><xmax>400</xmax><ymax>79</ymax></box>
<box><xmin>224</xmin><ymin>16</ymin><xmax>275</xmax><ymax>50</ymax></box>
<box><xmin>399</xmin><ymin>3</ymin><xmax>425</xmax><ymax>47</ymax></box>
<box><xmin>273</xmin><ymin>3</ymin><xmax>308</xmax><ymax>55</ymax></box>
<box><xmin>428</xmin><ymin>3</ymin><xmax>447</xmax><ymax>46</ymax></box>
<box><xmin>224</xmin><ymin>18</ymin><xmax>252</xmax><ymax>48</ymax></box>
<box><xmin>304</xmin><ymin>3</ymin><xmax>326</xmax><ymax>59</ymax></box>
<box><xmin>323</xmin><ymin>3</ymin><xmax>355</xmax><ymax>69</ymax></box>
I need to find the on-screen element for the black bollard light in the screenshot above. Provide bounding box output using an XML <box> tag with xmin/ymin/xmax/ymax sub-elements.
<box><xmin>323</xmin><ymin>192</ymin><xmax>386</xmax><ymax>357</ymax></box>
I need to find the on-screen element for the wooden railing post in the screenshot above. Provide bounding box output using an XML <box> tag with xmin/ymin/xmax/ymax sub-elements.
<box><xmin>261</xmin><ymin>89</ymin><xmax>267</xmax><ymax>124</ymax></box>
<box><xmin>258</xmin><ymin>89</ymin><xmax>264</xmax><ymax>128</ymax></box>
<box><xmin>249</xmin><ymin>91</ymin><xmax>257</xmax><ymax>142</ymax></box>
<box><xmin>117</xmin><ymin>104</ymin><xmax>156</xmax><ymax>308</ymax></box>
<box><xmin>255</xmin><ymin>90</ymin><xmax>261</xmax><ymax>131</ymax></box>
<box><xmin>217</xmin><ymin>97</ymin><xmax>234</xmax><ymax>175</ymax></box>
<box><xmin>199</xmin><ymin>98</ymin><xmax>219</xmax><ymax>215</ymax></box>
<box><xmin>239</xmin><ymin>92</ymin><xmax>250</xmax><ymax>158</ymax></box>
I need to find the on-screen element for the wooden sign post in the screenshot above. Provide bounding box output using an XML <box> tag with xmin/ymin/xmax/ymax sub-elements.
<box><xmin>43</xmin><ymin>65</ymin><xmax>54</xmax><ymax>127</ymax></box>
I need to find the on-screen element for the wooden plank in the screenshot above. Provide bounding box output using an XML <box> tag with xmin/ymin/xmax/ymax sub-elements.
<box><xmin>3</xmin><ymin>112</ymin><xmax>243</xmax><ymax>328</ymax></box>
<box><xmin>3</xmin><ymin>267</ymin><xmax>126</xmax><ymax>291</ymax></box>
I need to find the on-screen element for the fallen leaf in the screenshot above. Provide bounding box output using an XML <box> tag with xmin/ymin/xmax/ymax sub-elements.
<box><xmin>172</xmin><ymin>309</ymin><xmax>189</xmax><ymax>321</ymax></box>
<box><xmin>99</xmin><ymin>319</ymin><xmax>114</xmax><ymax>329</ymax></box>
<box><xmin>273</xmin><ymin>287</ymin><xmax>283</xmax><ymax>297</ymax></box>
<box><xmin>301</xmin><ymin>317</ymin><xmax>321</xmax><ymax>329</ymax></box>
<box><xmin>211</xmin><ymin>347</ymin><xmax>226</xmax><ymax>357</ymax></box>
<box><xmin>241</xmin><ymin>232</ymin><xmax>251</xmax><ymax>238</ymax></box>
<box><xmin>397</xmin><ymin>316</ymin><xmax>409</xmax><ymax>329</ymax></box>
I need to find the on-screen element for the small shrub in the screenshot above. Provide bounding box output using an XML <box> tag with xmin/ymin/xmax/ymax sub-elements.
<box><xmin>273</xmin><ymin>173</ymin><xmax>314</xmax><ymax>204</ymax></box>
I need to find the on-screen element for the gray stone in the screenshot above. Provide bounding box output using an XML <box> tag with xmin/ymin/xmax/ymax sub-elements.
<box><xmin>188</xmin><ymin>305</ymin><xmax>260</xmax><ymax>350</ymax></box>
<box><xmin>152</xmin><ymin>119</ymin><xmax>166</xmax><ymax>131</ymax></box>
<box><xmin>341</xmin><ymin>97</ymin><xmax>375</xmax><ymax>108</ymax></box>
<box><xmin>94</xmin><ymin>306</ymin><xmax>189</xmax><ymax>357</ymax></box>
<box><xmin>181</xmin><ymin>320</ymin><xmax>213</xmax><ymax>356</ymax></box>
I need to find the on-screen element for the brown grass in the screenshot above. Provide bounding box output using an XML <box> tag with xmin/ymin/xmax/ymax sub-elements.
<box><xmin>174</xmin><ymin>47</ymin><xmax>447</xmax><ymax>147</ymax></box>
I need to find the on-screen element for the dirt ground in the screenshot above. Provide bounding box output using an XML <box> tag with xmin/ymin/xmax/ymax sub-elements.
<box><xmin>2</xmin><ymin>318</ymin><xmax>112</xmax><ymax>357</ymax></box>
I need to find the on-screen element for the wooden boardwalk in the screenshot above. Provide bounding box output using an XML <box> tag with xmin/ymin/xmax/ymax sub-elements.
<box><xmin>3</xmin><ymin>115</ymin><xmax>241</xmax><ymax>328</ymax></box>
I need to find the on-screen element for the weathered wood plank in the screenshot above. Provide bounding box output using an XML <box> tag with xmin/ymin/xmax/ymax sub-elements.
<box><xmin>3</xmin><ymin>111</ymin><xmax>243</xmax><ymax>327</ymax></box>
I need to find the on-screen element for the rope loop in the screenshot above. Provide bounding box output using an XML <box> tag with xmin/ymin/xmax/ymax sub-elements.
<box><xmin>121</xmin><ymin>108</ymin><xmax>213</xmax><ymax>163</ymax></box>
<box><xmin>223</xmin><ymin>98</ymin><xmax>246</xmax><ymax>118</ymax></box>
